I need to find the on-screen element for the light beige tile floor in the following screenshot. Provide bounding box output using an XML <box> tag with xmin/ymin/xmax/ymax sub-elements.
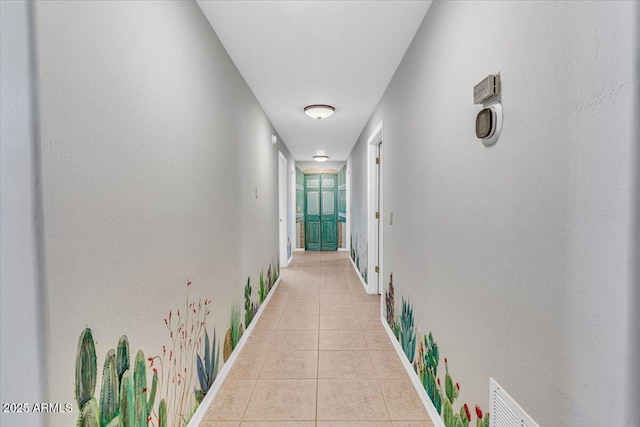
<box><xmin>201</xmin><ymin>251</ymin><xmax>434</xmax><ymax>426</ymax></box>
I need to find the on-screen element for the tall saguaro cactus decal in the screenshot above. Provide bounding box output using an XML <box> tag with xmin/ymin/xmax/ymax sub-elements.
<box><xmin>76</xmin><ymin>328</ymin><xmax>97</xmax><ymax>409</ymax></box>
<box><xmin>75</xmin><ymin>328</ymin><xmax>99</xmax><ymax>426</ymax></box>
<box><xmin>117</xmin><ymin>336</ymin><xmax>130</xmax><ymax>382</ymax></box>
<box><xmin>99</xmin><ymin>350</ymin><xmax>119</xmax><ymax>426</ymax></box>
<box><xmin>74</xmin><ymin>329</ymin><xmax>161</xmax><ymax>427</ymax></box>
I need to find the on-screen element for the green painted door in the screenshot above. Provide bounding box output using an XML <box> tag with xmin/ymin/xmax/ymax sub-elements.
<box><xmin>320</xmin><ymin>175</ymin><xmax>338</xmax><ymax>251</ymax></box>
<box><xmin>305</xmin><ymin>174</ymin><xmax>321</xmax><ymax>251</ymax></box>
<box><xmin>305</xmin><ymin>173</ymin><xmax>338</xmax><ymax>251</ymax></box>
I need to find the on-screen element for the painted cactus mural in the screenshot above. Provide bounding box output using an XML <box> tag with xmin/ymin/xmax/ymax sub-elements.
<box><xmin>416</xmin><ymin>332</ymin><xmax>442</xmax><ymax>414</ymax></box>
<box><xmin>259</xmin><ymin>270</ymin><xmax>267</xmax><ymax>304</ymax></box>
<box><xmin>73</xmin><ymin>259</ymin><xmax>280</xmax><ymax>427</ymax></box>
<box><xmin>350</xmin><ymin>233</ymin><xmax>368</xmax><ymax>283</ymax></box>
<box><xmin>74</xmin><ymin>328</ymin><xmax>166</xmax><ymax>427</ymax></box>
<box><xmin>159</xmin><ymin>280</ymin><xmax>211</xmax><ymax>425</ymax></box>
<box><xmin>399</xmin><ymin>297</ymin><xmax>416</xmax><ymax>361</ymax></box>
<box><xmin>195</xmin><ymin>328</ymin><xmax>219</xmax><ymax>404</ymax></box>
<box><xmin>385</xmin><ymin>274</ymin><xmax>395</xmax><ymax>329</ymax></box>
<box><xmin>388</xmin><ymin>275</ymin><xmax>490</xmax><ymax>427</ymax></box>
<box><xmin>244</xmin><ymin>277</ymin><xmax>255</xmax><ymax>328</ymax></box>
<box><xmin>224</xmin><ymin>303</ymin><xmax>243</xmax><ymax>362</ymax></box>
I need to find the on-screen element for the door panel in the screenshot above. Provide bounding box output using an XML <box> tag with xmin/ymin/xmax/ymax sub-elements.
<box><xmin>304</xmin><ymin>173</ymin><xmax>338</xmax><ymax>251</ymax></box>
<box><xmin>322</xmin><ymin>191</ymin><xmax>334</xmax><ymax>214</ymax></box>
<box><xmin>305</xmin><ymin>175</ymin><xmax>321</xmax><ymax>251</ymax></box>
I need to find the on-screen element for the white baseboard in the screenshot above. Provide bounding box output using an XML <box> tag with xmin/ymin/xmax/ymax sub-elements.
<box><xmin>338</xmin><ymin>248</ymin><xmax>348</xmax><ymax>252</ymax></box>
<box><xmin>380</xmin><ymin>315</ymin><xmax>445</xmax><ymax>427</ymax></box>
<box><xmin>293</xmin><ymin>248</ymin><xmax>305</xmax><ymax>252</ymax></box>
<box><xmin>349</xmin><ymin>256</ymin><xmax>368</xmax><ymax>293</ymax></box>
<box><xmin>187</xmin><ymin>276</ymin><xmax>282</xmax><ymax>427</ymax></box>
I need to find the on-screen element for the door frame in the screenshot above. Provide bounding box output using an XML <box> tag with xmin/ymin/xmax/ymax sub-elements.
<box><xmin>341</xmin><ymin>165</ymin><xmax>350</xmax><ymax>252</ymax></box>
<box><xmin>289</xmin><ymin>163</ymin><xmax>296</xmax><ymax>262</ymax></box>
<box><xmin>367</xmin><ymin>121</ymin><xmax>383</xmax><ymax>295</ymax></box>
<box><xmin>278</xmin><ymin>152</ymin><xmax>289</xmax><ymax>268</ymax></box>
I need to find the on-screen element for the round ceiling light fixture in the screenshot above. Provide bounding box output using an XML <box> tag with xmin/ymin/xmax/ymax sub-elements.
<box><xmin>304</xmin><ymin>104</ymin><xmax>335</xmax><ymax>120</ymax></box>
<box><xmin>313</xmin><ymin>155</ymin><xmax>329</xmax><ymax>162</ymax></box>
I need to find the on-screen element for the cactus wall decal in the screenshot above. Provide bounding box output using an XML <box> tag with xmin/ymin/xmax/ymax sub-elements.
<box><xmin>259</xmin><ymin>270</ymin><xmax>267</xmax><ymax>304</ymax></box>
<box><xmin>350</xmin><ymin>233</ymin><xmax>368</xmax><ymax>283</ymax></box>
<box><xmin>224</xmin><ymin>303</ymin><xmax>243</xmax><ymax>362</ymax></box>
<box><xmin>387</xmin><ymin>274</ymin><xmax>490</xmax><ymax>427</ymax></box>
<box><xmin>385</xmin><ymin>274</ymin><xmax>395</xmax><ymax>328</ymax></box>
<box><xmin>195</xmin><ymin>328</ymin><xmax>220</xmax><ymax>404</ymax></box>
<box><xmin>74</xmin><ymin>329</ymin><xmax>160</xmax><ymax>427</ymax></box>
<box><xmin>244</xmin><ymin>277</ymin><xmax>255</xmax><ymax>328</ymax></box>
<box><xmin>400</xmin><ymin>297</ymin><xmax>416</xmax><ymax>361</ymax></box>
<box><xmin>73</xmin><ymin>257</ymin><xmax>279</xmax><ymax>426</ymax></box>
<box><xmin>75</xmin><ymin>328</ymin><xmax>97</xmax><ymax>412</ymax></box>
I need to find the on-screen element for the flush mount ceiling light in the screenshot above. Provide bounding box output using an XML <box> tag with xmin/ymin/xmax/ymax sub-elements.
<box><xmin>304</xmin><ymin>104</ymin><xmax>335</xmax><ymax>120</ymax></box>
<box><xmin>313</xmin><ymin>155</ymin><xmax>329</xmax><ymax>162</ymax></box>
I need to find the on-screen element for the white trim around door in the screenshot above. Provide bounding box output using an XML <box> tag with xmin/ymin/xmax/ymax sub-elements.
<box><xmin>367</xmin><ymin>121</ymin><xmax>383</xmax><ymax>295</ymax></box>
<box><xmin>278</xmin><ymin>152</ymin><xmax>289</xmax><ymax>268</ymax></box>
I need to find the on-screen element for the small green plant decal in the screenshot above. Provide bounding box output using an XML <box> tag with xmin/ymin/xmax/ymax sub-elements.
<box><xmin>475</xmin><ymin>405</ymin><xmax>490</xmax><ymax>427</ymax></box>
<box><xmin>385</xmin><ymin>274</ymin><xmax>395</xmax><ymax>327</ymax></box>
<box><xmin>400</xmin><ymin>297</ymin><xmax>416</xmax><ymax>361</ymax></box>
<box><xmin>259</xmin><ymin>270</ymin><xmax>267</xmax><ymax>304</ymax></box>
<box><xmin>272</xmin><ymin>256</ymin><xmax>280</xmax><ymax>285</ymax></box>
<box><xmin>244</xmin><ymin>277</ymin><xmax>254</xmax><ymax>328</ymax></box>
<box><xmin>224</xmin><ymin>303</ymin><xmax>243</xmax><ymax>362</ymax></box>
<box><xmin>195</xmin><ymin>328</ymin><xmax>219</xmax><ymax>404</ymax></box>
<box><xmin>416</xmin><ymin>332</ymin><xmax>442</xmax><ymax>414</ymax></box>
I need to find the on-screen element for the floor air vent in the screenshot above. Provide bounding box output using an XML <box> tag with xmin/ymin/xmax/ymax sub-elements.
<box><xmin>490</xmin><ymin>378</ymin><xmax>539</xmax><ymax>427</ymax></box>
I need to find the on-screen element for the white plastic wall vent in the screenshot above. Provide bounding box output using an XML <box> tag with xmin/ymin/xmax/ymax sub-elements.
<box><xmin>489</xmin><ymin>378</ymin><xmax>539</xmax><ymax>427</ymax></box>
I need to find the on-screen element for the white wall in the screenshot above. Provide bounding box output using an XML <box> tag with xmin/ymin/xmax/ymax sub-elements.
<box><xmin>628</xmin><ymin>18</ymin><xmax>640</xmax><ymax>422</ymax></box>
<box><xmin>0</xmin><ymin>2</ymin><xmax>45</xmax><ymax>426</ymax></box>
<box><xmin>33</xmin><ymin>1</ymin><xmax>293</xmax><ymax>426</ymax></box>
<box><xmin>348</xmin><ymin>1</ymin><xmax>638</xmax><ymax>425</ymax></box>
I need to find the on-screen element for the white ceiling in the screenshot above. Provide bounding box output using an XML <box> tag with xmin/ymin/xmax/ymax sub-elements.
<box><xmin>197</xmin><ymin>0</ymin><xmax>432</xmax><ymax>161</ymax></box>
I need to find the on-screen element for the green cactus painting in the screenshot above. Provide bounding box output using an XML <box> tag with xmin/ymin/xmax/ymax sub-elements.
<box><xmin>72</xmin><ymin>254</ymin><xmax>281</xmax><ymax>427</ymax></box>
<box><xmin>350</xmin><ymin>233</ymin><xmax>368</xmax><ymax>283</ymax></box>
<box><xmin>399</xmin><ymin>297</ymin><xmax>416</xmax><ymax>361</ymax></box>
<box><xmin>196</xmin><ymin>328</ymin><xmax>220</xmax><ymax>404</ymax></box>
<box><xmin>388</xmin><ymin>274</ymin><xmax>490</xmax><ymax>427</ymax></box>
<box><xmin>272</xmin><ymin>254</ymin><xmax>280</xmax><ymax>284</ymax></box>
<box><xmin>244</xmin><ymin>276</ymin><xmax>254</xmax><ymax>328</ymax></box>
<box><xmin>259</xmin><ymin>270</ymin><xmax>267</xmax><ymax>304</ymax></box>
<box><xmin>74</xmin><ymin>329</ymin><xmax>159</xmax><ymax>427</ymax></box>
<box><xmin>385</xmin><ymin>274</ymin><xmax>395</xmax><ymax>327</ymax></box>
<box><xmin>99</xmin><ymin>349</ymin><xmax>119</xmax><ymax>426</ymax></box>
<box><xmin>75</xmin><ymin>328</ymin><xmax>97</xmax><ymax>411</ymax></box>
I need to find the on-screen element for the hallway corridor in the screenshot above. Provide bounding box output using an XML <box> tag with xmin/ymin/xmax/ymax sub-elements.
<box><xmin>201</xmin><ymin>252</ymin><xmax>432</xmax><ymax>426</ymax></box>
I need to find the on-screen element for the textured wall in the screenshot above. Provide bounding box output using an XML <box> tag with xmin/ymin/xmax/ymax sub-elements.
<box><xmin>348</xmin><ymin>1</ymin><xmax>638</xmax><ymax>425</ymax></box>
<box><xmin>347</xmin><ymin>137</ymin><xmax>369</xmax><ymax>282</ymax></box>
<box><xmin>34</xmin><ymin>1</ymin><xmax>293</xmax><ymax>426</ymax></box>
<box><xmin>0</xmin><ymin>2</ymin><xmax>45</xmax><ymax>426</ymax></box>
